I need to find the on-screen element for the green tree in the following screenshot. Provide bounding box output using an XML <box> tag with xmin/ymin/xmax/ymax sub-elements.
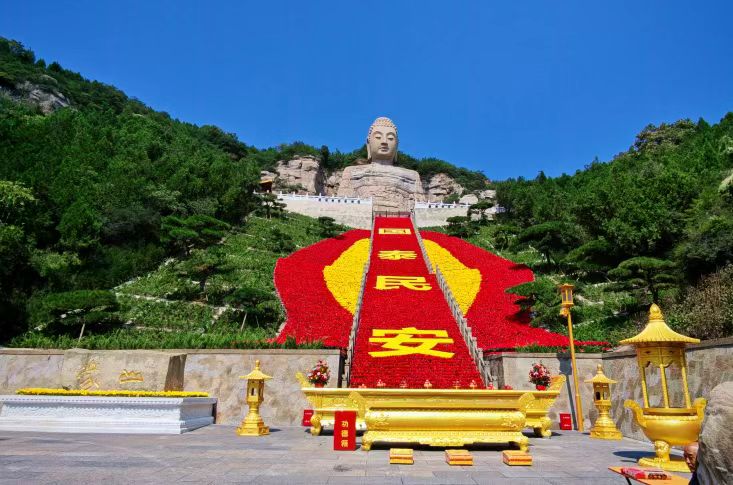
<box><xmin>256</xmin><ymin>193</ymin><xmax>286</xmax><ymax>219</ymax></box>
<box><xmin>468</xmin><ymin>199</ymin><xmax>494</xmax><ymax>225</ymax></box>
<box><xmin>160</xmin><ymin>215</ymin><xmax>230</xmax><ymax>256</ymax></box>
<box><xmin>608</xmin><ymin>257</ymin><xmax>678</xmax><ymax>303</ymax></box>
<box><xmin>446</xmin><ymin>216</ymin><xmax>478</xmax><ymax>239</ymax></box>
<box><xmin>175</xmin><ymin>248</ymin><xmax>229</xmax><ymax>298</ymax></box>
<box><xmin>225</xmin><ymin>286</ymin><xmax>278</xmax><ymax>331</ymax></box>
<box><xmin>29</xmin><ymin>290</ymin><xmax>119</xmax><ymax>341</ymax></box>
<box><xmin>514</xmin><ymin>221</ymin><xmax>584</xmax><ymax>267</ymax></box>
<box><xmin>317</xmin><ymin>216</ymin><xmax>339</xmax><ymax>238</ymax></box>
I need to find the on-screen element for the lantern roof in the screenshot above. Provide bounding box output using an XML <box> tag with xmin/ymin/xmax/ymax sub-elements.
<box><xmin>241</xmin><ymin>360</ymin><xmax>272</xmax><ymax>380</ymax></box>
<box><xmin>585</xmin><ymin>364</ymin><xmax>616</xmax><ymax>385</ymax></box>
<box><xmin>619</xmin><ymin>304</ymin><xmax>700</xmax><ymax>345</ymax></box>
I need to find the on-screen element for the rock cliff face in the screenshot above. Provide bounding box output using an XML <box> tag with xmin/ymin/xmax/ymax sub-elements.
<box><xmin>274</xmin><ymin>156</ymin><xmax>325</xmax><ymax>194</ymax></box>
<box><xmin>697</xmin><ymin>381</ymin><xmax>733</xmax><ymax>485</ymax></box>
<box><xmin>272</xmin><ymin>156</ymin><xmax>477</xmax><ymax>205</ymax></box>
<box><xmin>336</xmin><ymin>164</ymin><xmax>425</xmax><ymax>211</ymax></box>
<box><xmin>2</xmin><ymin>80</ymin><xmax>71</xmax><ymax>114</ymax></box>
<box><xmin>422</xmin><ymin>173</ymin><xmax>464</xmax><ymax>202</ymax></box>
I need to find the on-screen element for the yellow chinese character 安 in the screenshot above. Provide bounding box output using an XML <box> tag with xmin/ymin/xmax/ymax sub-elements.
<box><xmin>378</xmin><ymin>250</ymin><xmax>417</xmax><ymax>260</ymax></box>
<box><xmin>369</xmin><ymin>327</ymin><xmax>454</xmax><ymax>358</ymax></box>
<box><xmin>375</xmin><ymin>275</ymin><xmax>432</xmax><ymax>291</ymax></box>
<box><xmin>379</xmin><ymin>228</ymin><xmax>411</xmax><ymax>235</ymax></box>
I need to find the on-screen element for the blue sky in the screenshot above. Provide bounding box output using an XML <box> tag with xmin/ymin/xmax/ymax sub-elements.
<box><xmin>2</xmin><ymin>1</ymin><xmax>732</xmax><ymax>180</ymax></box>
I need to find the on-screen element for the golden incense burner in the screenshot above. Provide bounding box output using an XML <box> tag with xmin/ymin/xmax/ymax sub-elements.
<box><xmin>298</xmin><ymin>372</ymin><xmax>563</xmax><ymax>439</ymax></box>
<box><xmin>348</xmin><ymin>389</ymin><xmax>534</xmax><ymax>451</ymax></box>
<box><xmin>621</xmin><ymin>304</ymin><xmax>706</xmax><ymax>471</ymax></box>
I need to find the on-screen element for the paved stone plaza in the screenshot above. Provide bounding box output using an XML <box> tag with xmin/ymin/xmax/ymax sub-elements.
<box><xmin>0</xmin><ymin>426</ymin><xmax>692</xmax><ymax>484</ymax></box>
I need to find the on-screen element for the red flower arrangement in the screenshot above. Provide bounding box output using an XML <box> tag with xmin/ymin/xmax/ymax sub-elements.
<box><xmin>307</xmin><ymin>359</ymin><xmax>331</xmax><ymax>387</ymax></box>
<box><xmin>529</xmin><ymin>362</ymin><xmax>551</xmax><ymax>389</ymax></box>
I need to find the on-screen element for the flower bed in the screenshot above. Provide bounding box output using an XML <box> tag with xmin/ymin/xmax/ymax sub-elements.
<box><xmin>275</xmin><ymin>230</ymin><xmax>370</xmax><ymax>346</ymax></box>
<box><xmin>16</xmin><ymin>388</ymin><xmax>209</xmax><ymax>398</ymax></box>
<box><xmin>347</xmin><ymin>217</ymin><xmax>484</xmax><ymax>388</ymax></box>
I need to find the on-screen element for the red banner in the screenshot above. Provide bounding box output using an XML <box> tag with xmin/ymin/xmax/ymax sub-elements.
<box><xmin>333</xmin><ymin>410</ymin><xmax>357</xmax><ymax>451</ymax></box>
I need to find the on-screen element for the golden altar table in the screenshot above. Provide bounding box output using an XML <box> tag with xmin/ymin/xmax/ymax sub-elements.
<box><xmin>348</xmin><ymin>389</ymin><xmax>535</xmax><ymax>451</ymax></box>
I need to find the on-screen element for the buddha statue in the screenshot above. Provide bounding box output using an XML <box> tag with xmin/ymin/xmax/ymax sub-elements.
<box><xmin>366</xmin><ymin>117</ymin><xmax>398</xmax><ymax>165</ymax></box>
<box><xmin>337</xmin><ymin>116</ymin><xmax>425</xmax><ymax>211</ymax></box>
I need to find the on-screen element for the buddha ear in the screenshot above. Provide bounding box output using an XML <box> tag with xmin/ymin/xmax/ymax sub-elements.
<box><xmin>366</xmin><ymin>137</ymin><xmax>371</xmax><ymax>160</ymax></box>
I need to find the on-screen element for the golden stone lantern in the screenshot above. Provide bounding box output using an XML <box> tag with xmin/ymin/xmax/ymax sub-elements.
<box><xmin>585</xmin><ymin>364</ymin><xmax>622</xmax><ymax>440</ymax></box>
<box><xmin>621</xmin><ymin>304</ymin><xmax>706</xmax><ymax>471</ymax></box>
<box><xmin>236</xmin><ymin>359</ymin><xmax>272</xmax><ymax>436</ymax></box>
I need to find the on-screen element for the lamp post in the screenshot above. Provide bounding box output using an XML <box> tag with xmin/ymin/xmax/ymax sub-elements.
<box><xmin>559</xmin><ymin>283</ymin><xmax>584</xmax><ymax>432</ymax></box>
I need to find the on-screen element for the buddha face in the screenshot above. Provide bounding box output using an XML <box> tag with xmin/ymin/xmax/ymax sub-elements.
<box><xmin>367</xmin><ymin>118</ymin><xmax>398</xmax><ymax>164</ymax></box>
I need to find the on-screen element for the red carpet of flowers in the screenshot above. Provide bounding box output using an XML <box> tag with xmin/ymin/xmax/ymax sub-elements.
<box><xmin>275</xmin><ymin>219</ymin><xmax>604</xmax><ymax>384</ymax></box>
<box><xmin>347</xmin><ymin>217</ymin><xmax>484</xmax><ymax>388</ymax></box>
<box><xmin>275</xmin><ymin>229</ymin><xmax>369</xmax><ymax>346</ymax></box>
<box><xmin>422</xmin><ymin>231</ymin><xmax>574</xmax><ymax>351</ymax></box>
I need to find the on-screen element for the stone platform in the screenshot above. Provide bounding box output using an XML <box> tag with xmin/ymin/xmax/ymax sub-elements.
<box><xmin>0</xmin><ymin>425</ymin><xmax>691</xmax><ymax>484</ymax></box>
<box><xmin>0</xmin><ymin>395</ymin><xmax>216</xmax><ymax>434</ymax></box>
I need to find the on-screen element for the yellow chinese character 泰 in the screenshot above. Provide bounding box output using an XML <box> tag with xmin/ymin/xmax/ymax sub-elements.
<box><xmin>76</xmin><ymin>360</ymin><xmax>100</xmax><ymax>390</ymax></box>
<box><xmin>375</xmin><ymin>275</ymin><xmax>432</xmax><ymax>291</ymax></box>
<box><xmin>378</xmin><ymin>250</ymin><xmax>417</xmax><ymax>260</ymax></box>
<box><xmin>341</xmin><ymin>439</ymin><xmax>349</xmax><ymax>447</ymax></box>
<box><xmin>369</xmin><ymin>327</ymin><xmax>455</xmax><ymax>358</ymax></box>
<box><xmin>378</xmin><ymin>228</ymin><xmax>411</xmax><ymax>235</ymax></box>
<box><xmin>341</xmin><ymin>430</ymin><xmax>349</xmax><ymax>437</ymax></box>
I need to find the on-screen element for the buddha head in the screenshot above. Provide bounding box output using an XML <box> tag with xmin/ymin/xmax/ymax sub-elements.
<box><xmin>367</xmin><ymin>117</ymin><xmax>398</xmax><ymax>165</ymax></box>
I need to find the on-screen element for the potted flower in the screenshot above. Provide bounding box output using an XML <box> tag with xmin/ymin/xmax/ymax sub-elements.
<box><xmin>307</xmin><ymin>360</ymin><xmax>330</xmax><ymax>388</ymax></box>
<box><xmin>529</xmin><ymin>362</ymin><xmax>551</xmax><ymax>390</ymax></box>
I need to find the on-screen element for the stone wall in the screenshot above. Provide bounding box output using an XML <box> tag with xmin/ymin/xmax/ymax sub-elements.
<box><xmin>279</xmin><ymin>198</ymin><xmax>373</xmax><ymax>229</ymax></box>
<box><xmin>414</xmin><ymin>207</ymin><xmax>469</xmax><ymax>228</ymax></box>
<box><xmin>0</xmin><ymin>348</ymin><xmax>341</xmax><ymax>427</ymax></box>
<box><xmin>485</xmin><ymin>336</ymin><xmax>733</xmax><ymax>440</ymax></box>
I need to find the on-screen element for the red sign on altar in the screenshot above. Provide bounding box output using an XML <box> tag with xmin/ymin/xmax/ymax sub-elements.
<box><xmin>302</xmin><ymin>409</ymin><xmax>314</xmax><ymax>427</ymax></box>
<box><xmin>333</xmin><ymin>410</ymin><xmax>357</xmax><ymax>451</ymax></box>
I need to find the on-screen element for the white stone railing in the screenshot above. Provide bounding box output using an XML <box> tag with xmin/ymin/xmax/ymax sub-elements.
<box><xmin>275</xmin><ymin>192</ymin><xmax>373</xmax><ymax>205</ymax></box>
<box><xmin>415</xmin><ymin>202</ymin><xmax>470</xmax><ymax>209</ymax></box>
<box><xmin>343</xmin><ymin>218</ymin><xmax>374</xmax><ymax>385</ymax></box>
<box><xmin>435</xmin><ymin>266</ymin><xmax>494</xmax><ymax>387</ymax></box>
<box><xmin>410</xmin><ymin>212</ymin><xmax>434</xmax><ymax>274</ymax></box>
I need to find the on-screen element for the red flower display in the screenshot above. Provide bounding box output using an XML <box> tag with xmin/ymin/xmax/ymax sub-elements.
<box><xmin>274</xmin><ymin>218</ymin><xmax>607</xmax><ymax>386</ymax></box>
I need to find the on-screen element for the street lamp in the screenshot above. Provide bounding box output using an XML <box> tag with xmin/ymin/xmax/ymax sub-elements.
<box><xmin>559</xmin><ymin>283</ymin><xmax>584</xmax><ymax>432</ymax></box>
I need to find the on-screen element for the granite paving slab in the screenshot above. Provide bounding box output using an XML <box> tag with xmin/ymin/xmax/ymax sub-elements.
<box><xmin>0</xmin><ymin>425</ymin><xmax>693</xmax><ymax>484</ymax></box>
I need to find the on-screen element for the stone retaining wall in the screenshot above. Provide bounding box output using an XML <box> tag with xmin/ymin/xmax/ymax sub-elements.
<box><xmin>485</xmin><ymin>336</ymin><xmax>733</xmax><ymax>441</ymax></box>
<box><xmin>0</xmin><ymin>348</ymin><xmax>341</xmax><ymax>427</ymax></box>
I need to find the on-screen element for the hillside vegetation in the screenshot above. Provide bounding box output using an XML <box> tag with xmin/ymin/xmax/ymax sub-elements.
<box><xmin>2</xmin><ymin>36</ymin><xmax>731</xmax><ymax>349</ymax></box>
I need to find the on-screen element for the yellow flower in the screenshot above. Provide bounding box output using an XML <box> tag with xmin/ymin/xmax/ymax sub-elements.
<box><xmin>323</xmin><ymin>238</ymin><xmax>370</xmax><ymax>314</ymax></box>
<box><xmin>424</xmin><ymin>240</ymin><xmax>481</xmax><ymax>315</ymax></box>
<box><xmin>16</xmin><ymin>388</ymin><xmax>208</xmax><ymax>398</ymax></box>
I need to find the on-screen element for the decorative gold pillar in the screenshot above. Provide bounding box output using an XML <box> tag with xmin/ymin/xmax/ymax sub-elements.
<box><xmin>585</xmin><ymin>364</ymin><xmax>621</xmax><ymax>440</ymax></box>
<box><xmin>621</xmin><ymin>305</ymin><xmax>706</xmax><ymax>471</ymax></box>
<box><xmin>236</xmin><ymin>360</ymin><xmax>272</xmax><ymax>436</ymax></box>
<box><xmin>559</xmin><ymin>283</ymin><xmax>584</xmax><ymax>432</ymax></box>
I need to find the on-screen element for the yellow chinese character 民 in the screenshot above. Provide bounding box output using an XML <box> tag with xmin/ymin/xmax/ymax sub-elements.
<box><xmin>369</xmin><ymin>327</ymin><xmax>455</xmax><ymax>358</ymax></box>
<box><xmin>379</xmin><ymin>228</ymin><xmax>411</xmax><ymax>235</ymax></box>
<box><xmin>375</xmin><ymin>275</ymin><xmax>432</xmax><ymax>291</ymax></box>
<box><xmin>378</xmin><ymin>250</ymin><xmax>417</xmax><ymax>260</ymax></box>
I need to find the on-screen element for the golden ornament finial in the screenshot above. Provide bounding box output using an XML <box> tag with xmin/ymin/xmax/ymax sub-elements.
<box><xmin>649</xmin><ymin>304</ymin><xmax>663</xmax><ymax>321</ymax></box>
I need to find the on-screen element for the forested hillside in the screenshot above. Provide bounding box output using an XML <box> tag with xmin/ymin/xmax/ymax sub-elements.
<box><xmin>1</xmin><ymin>35</ymin><xmax>731</xmax><ymax>348</ymax></box>
<box><xmin>453</xmin><ymin>118</ymin><xmax>733</xmax><ymax>343</ymax></box>
<box><xmin>0</xmin><ymin>37</ymin><xmax>484</xmax><ymax>344</ymax></box>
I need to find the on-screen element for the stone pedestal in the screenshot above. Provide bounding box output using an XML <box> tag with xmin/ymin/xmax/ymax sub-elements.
<box><xmin>0</xmin><ymin>395</ymin><xmax>216</xmax><ymax>434</ymax></box>
<box><xmin>337</xmin><ymin>164</ymin><xmax>425</xmax><ymax>212</ymax></box>
<box><xmin>60</xmin><ymin>349</ymin><xmax>186</xmax><ymax>391</ymax></box>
